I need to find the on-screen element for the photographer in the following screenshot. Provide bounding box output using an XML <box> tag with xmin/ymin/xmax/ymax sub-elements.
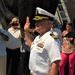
<box><xmin>6</xmin><ymin>17</ymin><xmax>24</xmax><ymax>75</ymax></box>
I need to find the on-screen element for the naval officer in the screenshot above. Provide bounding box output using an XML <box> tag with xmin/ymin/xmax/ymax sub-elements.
<box><xmin>24</xmin><ymin>7</ymin><xmax>61</xmax><ymax>75</ymax></box>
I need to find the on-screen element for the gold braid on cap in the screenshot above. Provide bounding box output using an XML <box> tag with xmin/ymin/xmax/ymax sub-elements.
<box><xmin>33</xmin><ymin>16</ymin><xmax>49</xmax><ymax>20</ymax></box>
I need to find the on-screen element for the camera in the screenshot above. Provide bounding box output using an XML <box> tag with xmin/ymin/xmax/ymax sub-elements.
<box><xmin>10</xmin><ymin>22</ymin><xmax>18</xmax><ymax>26</ymax></box>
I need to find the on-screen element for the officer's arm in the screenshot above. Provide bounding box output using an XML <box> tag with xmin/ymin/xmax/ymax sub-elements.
<box><xmin>24</xmin><ymin>16</ymin><xmax>33</xmax><ymax>47</ymax></box>
<box><xmin>50</xmin><ymin>60</ymin><xmax>60</xmax><ymax>75</ymax></box>
<box><xmin>24</xmin><ymin>30</ymin><xmax>33</xmax><ymax>47</ymax></box>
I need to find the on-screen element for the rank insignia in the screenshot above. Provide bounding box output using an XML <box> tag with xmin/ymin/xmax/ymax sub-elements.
<box><xmin>50</xmin><ymin>34</ymin><xmax>58</xmax><ymax>39</ymax></box>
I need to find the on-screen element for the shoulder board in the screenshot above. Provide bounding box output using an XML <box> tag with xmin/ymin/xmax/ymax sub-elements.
<box><xmin>50</xmin><ymin>34</ymin><xmax>58</xmax><ymax>39</ymax></box>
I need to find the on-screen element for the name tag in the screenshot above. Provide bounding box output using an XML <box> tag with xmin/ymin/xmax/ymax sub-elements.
<box><xmin>35</xmin><ymin>42</ymin><xmax>45</xmax><ymax>53</ymax></box>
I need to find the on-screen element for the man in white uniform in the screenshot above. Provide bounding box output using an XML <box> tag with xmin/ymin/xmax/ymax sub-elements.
<box><xmin>24</xmin><ymin>7</ymin><xmax>61</xmax><ymax>75</ymax></box>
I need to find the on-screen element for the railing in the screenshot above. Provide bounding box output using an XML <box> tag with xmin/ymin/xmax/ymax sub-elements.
<box><xmin>56</xmin><ymin>0</ymin><xmax>71</xmax><ymax>25</ymax></box>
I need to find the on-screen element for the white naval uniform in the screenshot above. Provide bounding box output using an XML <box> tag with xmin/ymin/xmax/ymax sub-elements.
<box><xmin>29</xmin><ymin>31</ymin><xmax>61</xmax><ymax>75</ymax></box>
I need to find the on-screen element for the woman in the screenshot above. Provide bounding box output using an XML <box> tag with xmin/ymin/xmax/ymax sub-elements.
<box><xmin>59</xmin><ymin>21</ymin><xmax>75</xmax><ymax>75</ymax></box>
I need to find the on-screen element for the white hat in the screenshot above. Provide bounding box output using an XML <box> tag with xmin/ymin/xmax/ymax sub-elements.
<box><xmin>33</xmin><ymin>7</ymin><xmax>56</xmax><ymax>21</ymax></box>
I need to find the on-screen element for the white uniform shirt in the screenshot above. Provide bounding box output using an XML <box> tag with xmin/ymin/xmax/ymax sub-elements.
<box><xmin>0</xmin><ymin>29</ymin><xmax>8</xmax><ymax>56</ymax></box>
<box><xmin>29</xmin><ymin>31</ymin><xmax>61</xmax><ymax>74</ymax></box>
<box><xmin>5</xmin><ymin>27</ymin><xmax>22</xmax><ymax>49</ymax></box>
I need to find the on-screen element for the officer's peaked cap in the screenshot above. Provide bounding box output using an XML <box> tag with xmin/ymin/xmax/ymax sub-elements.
<box><xmin>33</xmin><ymin>7</ymin><xmax>56</xmax><ymax>21</ymax></box>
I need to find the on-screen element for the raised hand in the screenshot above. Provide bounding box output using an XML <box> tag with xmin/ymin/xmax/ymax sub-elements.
<box><xmin>24</xmin><ymin>16</ymin><xmax>30</xmax><ymax>31</ymax></box>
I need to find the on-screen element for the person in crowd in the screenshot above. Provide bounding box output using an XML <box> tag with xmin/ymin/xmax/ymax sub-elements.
<box><xmin>24</xmin><ymin>7</ymin><xmax>61</xmax><ymax>75</ymax></box>
<box><xmin>20</xmin><ymin>28</ymin><xmax>36</xmax><ymax>75</ymax></box>
<box><xmin>0</xmin><ymin>25</ymin><xmax>9</xmax><ymax>75</ymax></box>
<box><xmin>5</xmin><ymin>17</ymin><xmax>24</xmax><ymax>75</ymax></box>
<box><xmin>20</xmin><ymin>38</ymin><xmax>30</xmax><ymax>75</ymax></box>
<box><xmin>59</xmin><ymin>21</ymin><xmax>75</xmax><ymax>75</ymax></box>
<box><xmin>51</xmin><ymin>20</ymin><xmax>62</xmax><ymax>45</ymax></box>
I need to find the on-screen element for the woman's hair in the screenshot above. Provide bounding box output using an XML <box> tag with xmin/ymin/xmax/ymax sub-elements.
<box><xmin>66</xmin><ymin>21</ymin><xmax>73</xmax><ymax>26</ymax></box>
<box><xmin>11</xmin><ymin>17</ymin><xmax>19</xmax><ymax>22</ymax></box>
<box><xmin>7</xmin><ymin>17</ymin><xmax>19</xmax><ymax>30</ymax></box>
